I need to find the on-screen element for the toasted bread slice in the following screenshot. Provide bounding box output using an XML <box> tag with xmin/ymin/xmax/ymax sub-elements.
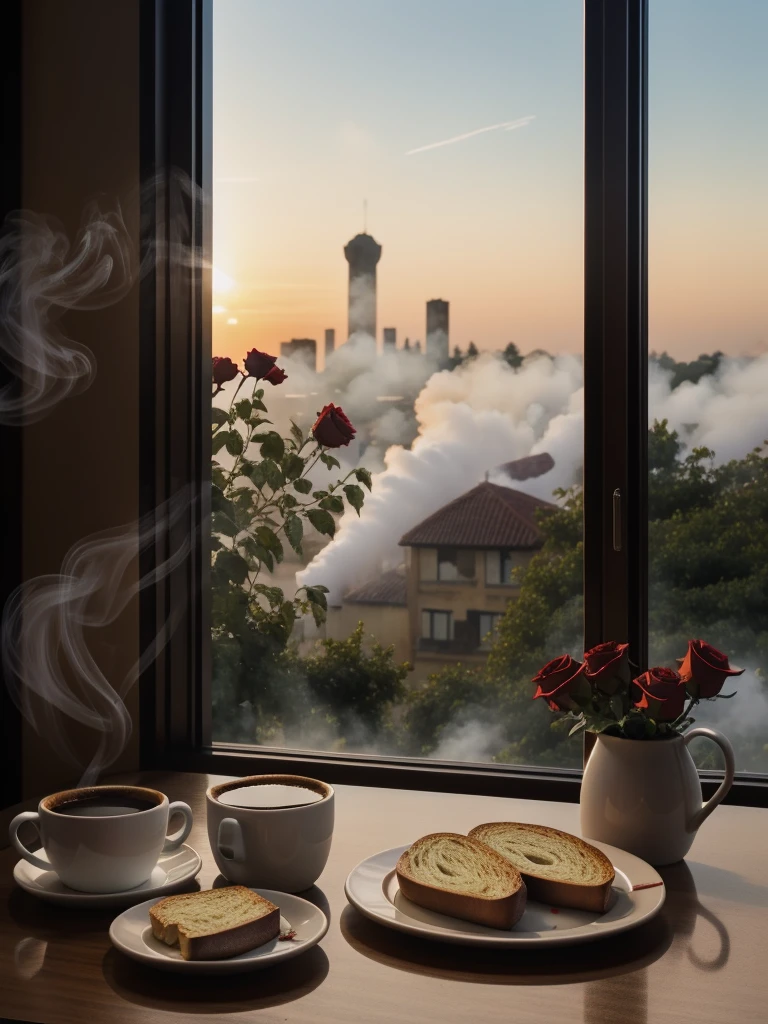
<box><xmin>149</xmin><ymin>886</ymin><xmax>280</xmax><ymax>960</ymax></box>
<box><xmin>469</xmin><ymin>822</ymin><xmax>615</xmax><ymax>913</ymax></box>
<box><xmin>395</xmin><ymin>832</ymin><xmax>527</xmax><ymax>930</ymax></box>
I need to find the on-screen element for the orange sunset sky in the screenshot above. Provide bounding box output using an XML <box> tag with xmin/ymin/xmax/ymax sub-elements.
<box><xmin>212</xmin><ymin>1</ymin><xmax>767</xmax><ymax>365</ymax></box>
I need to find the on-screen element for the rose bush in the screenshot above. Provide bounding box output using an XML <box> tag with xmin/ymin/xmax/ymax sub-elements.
<box><xmin>211</xmin><ymin>351</ymin><xmax>371</xmax><ymax>643</ymax></box>
<box><xmin>533</xmin><ymin>637</ymin><xmax>741</xmax><ymax>740</ymax></box>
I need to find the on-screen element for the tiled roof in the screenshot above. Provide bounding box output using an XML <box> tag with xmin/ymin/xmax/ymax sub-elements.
<box><xmin>399</xmin><ymin>481</ymin><xmax>555</xmax><ymax>550</ymax></box>
<box><xmin>344</xmin><ymin>567</ymin><xmax>407</xmax><ymax>606</ymax></box>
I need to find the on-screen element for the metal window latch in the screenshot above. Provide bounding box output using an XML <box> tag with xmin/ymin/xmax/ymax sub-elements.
<box><xmin>612</xmin><ymin>488</ymin><xmax>622</xmax><ymax>552</ymax></box>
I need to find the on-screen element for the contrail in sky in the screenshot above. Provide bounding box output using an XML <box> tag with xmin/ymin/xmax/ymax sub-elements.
<box><xmin>406</xmin><ymin>115</ymin><xmax>536</xmax><ymax>156</ymax></box>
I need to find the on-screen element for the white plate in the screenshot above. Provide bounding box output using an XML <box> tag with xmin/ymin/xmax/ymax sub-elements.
<box><xmin>13</xmin><ymin>844</ymin><xmax>202</xmax><ymax>909</ymax></box>
<box><xmin>344</xmin><ymin>840</ymin><xmax>665</xmax><ymax>947</ymax></box>
<box><xmin>109</xmin><ymin>888</ymin><xmax>329</xmax><ymax>974</ymax></box>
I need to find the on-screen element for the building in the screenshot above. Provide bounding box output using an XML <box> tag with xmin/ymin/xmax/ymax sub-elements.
<box><xmin>280</xmin><ymin>338</ymin><xmax>317</xmax><ymax>371</ymax></box>
<box><xmin>326</xmin><ymin>475</ymin><xmax>556</xmax><ymax>680</ymax></box>
<box><xmin>325</xmin><ymin>328</ymin><xmax>335</xmax><ymax>359</ymax></box>
<box><xmin>344</xmin><ymin>232</ymin><xmax>382</xmax><ymax>339</ymax></box>
<box><xmin>426</xmin><ymin>299</ymin><xmax>449</xmax><ymax>364</ymax></box>
<box><xmin>382</xmin><ymin>327</ymin><xmax>396</xmax><ymax>349</ymax></box>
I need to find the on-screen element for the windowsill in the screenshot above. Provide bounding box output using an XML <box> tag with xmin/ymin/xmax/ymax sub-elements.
<box><xmin>421</xmin><ymin>578</ymin><xmax>477</xmax><ymax>586</ymax></box>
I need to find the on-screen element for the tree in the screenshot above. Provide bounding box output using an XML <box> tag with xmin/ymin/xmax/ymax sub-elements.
<box><xmin>502</xmin><ymin>342</ymin><xmax>523</xmax><ymax>369</ymax></box>
<box><xmin>466</xmin><ymin>341</ymin><xmax>479</xmax><ymax>360</ymax></box>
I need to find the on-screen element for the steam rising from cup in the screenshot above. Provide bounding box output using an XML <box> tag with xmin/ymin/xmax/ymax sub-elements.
<box><xmin>2</xmin><ymin>490</ymin><xmax>196</xmax><ymax>786</ymax></box>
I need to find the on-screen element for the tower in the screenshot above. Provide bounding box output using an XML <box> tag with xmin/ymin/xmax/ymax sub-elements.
<box><xmin>344</xmin><ymin>232</ymin><xmax>382</xmax><ymax>340</ymax></box>
<box><xmin>382</xmin><ymin>327</ymin><xmax>396</xmax><ymax>350</ymax></box>
<box><xmin>426</xmin><ymin>299</ymin><xmax>449</xmax><ymax>364</ymax></box>
<box><xmin>325</xmin><ymin>328</ymin><xmax>335</xmax><ymax>358</ymax></box>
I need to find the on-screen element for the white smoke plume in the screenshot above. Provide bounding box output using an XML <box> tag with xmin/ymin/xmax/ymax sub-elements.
<box><xmin>298</xmin><ymin>349</ymin><xmax>768</xmax><ymax>605</ymax></box>
<box><xmin>2</xmin><ymin>490</ymin><xmax>195</xmax><ymax>786</ymax></box>
<box><xmin>298</xmin><ymin>351</ymin><xmax>583</xmax><ymax>602</ymax></box>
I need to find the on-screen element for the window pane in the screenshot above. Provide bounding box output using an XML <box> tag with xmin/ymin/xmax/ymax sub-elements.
<box><xmin>211</xmin><ymin>0</ymin><xmax>584</xmax><ymax>768</ymax></box>
<box><xmin>648</xmin><ymin>1</ymin><xmax>768</xmax><ymax>773</ymax></box>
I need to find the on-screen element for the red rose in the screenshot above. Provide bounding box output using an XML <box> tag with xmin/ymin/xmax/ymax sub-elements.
<box><xmin>312</xmin><ymin>404</ymin><xmax>356</xmax><ymax>448</ymax></box>
<box><xmin>632</xmin><ymin>667</ymin><xmax>686</xmax><ymax>722</ymax></box>
<box><xmin>263</xmin><ymin>364</ymin><xmax>288</xmax><ymax>386</ymax></box>
<box><xmin>532</xmin><ymin>655</ymin><xmax>589</xmax><ymax>711</ymax></box>
<box><xmin>243</xmin><ymin>348</ymin><xmax>278</xmax><ymax>380</ymax></box>
<box><xmin>212</xmin><ymin>356</ymin><xmax>239</xmax><ymax>387</ymax></box>
<box><xmin>678</xmin><ymin>640</ymin><xmax>744</xmax><ymax>699</ymax></box>
<box><xmin>584</xmin><ymin>641</ymin><xmax>631</xmax><ymax>694</ymax></box>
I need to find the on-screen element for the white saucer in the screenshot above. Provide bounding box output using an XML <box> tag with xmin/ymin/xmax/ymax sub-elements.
<box><xmin>13</xmin><ymin>844</ymin><xmax>202</xmax><ymax>908</ymax></box>
<box><xmin>345</xmin><ymin>839</ymin><xmax>665</xmax><ymax>948</ymax></box>
<box><xmin>109</xmin><ymin>888</ymin><xmax>329</xmax><ymax>974</ymax></box>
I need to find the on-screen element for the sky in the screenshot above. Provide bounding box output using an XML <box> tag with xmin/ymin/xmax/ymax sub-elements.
<box><xmin>212</xmin><ymin>0</ymin><xmax>767</xmax><ymax>363</ymax></box>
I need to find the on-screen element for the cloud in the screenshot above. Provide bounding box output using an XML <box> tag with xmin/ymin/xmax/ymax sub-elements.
<box><xmin>406</xmin><ymin>115</ymin><xmax>535</xmax><ymax>156</ymax></box>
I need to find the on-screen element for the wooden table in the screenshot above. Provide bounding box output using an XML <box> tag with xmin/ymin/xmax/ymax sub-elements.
<box><xmin>2</xmin><ymin>770</ymin><xmax>766</xmax><ymax>1024</ymax></box>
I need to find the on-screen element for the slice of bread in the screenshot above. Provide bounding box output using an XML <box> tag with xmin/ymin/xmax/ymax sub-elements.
<box><xmin>469</xmin><ymin>823</ymin><xmax>615</xmax><ymax>913</ymax></box>
<box><xmin>149</xmin><ymin>886</ymin><xmax>280</xmax><ymax>961</ymax></box>
<box><xmin>395</xmin><ymin>832</ymin><xmax>527</xmax><ymax>930</ymax></box>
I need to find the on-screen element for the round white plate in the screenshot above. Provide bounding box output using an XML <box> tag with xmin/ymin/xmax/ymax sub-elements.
<box><xmin>13</xmin><ymin>844</ymin><xmax>202</xmax><ymax>909</ymax></box>
<box><xmin>344</xmin><ymin>840</ymin><xmax>665</xmax><ymax>947</ymax></box>
<box><xmin>109</xmin><ymin>888</ymin><xmax>329</xmax><ymax>974</ymax></box>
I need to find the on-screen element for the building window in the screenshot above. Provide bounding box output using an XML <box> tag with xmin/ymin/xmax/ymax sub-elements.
<box><xmin>437</xmin><ymin>547</ymin><xmax>475</xmax><ymax>581</ymax></box>
<box><xmin>421</xmin><ymin>609</ymin><xmax>454</xmax><ymax>642</ymax></box>
<box><xmin>478</xmin><ymin>612</ymin><xmax>503</xmax><ymax>649</ymax></box>
<box><xmin>485</xmin><ymin>550</ymin><xmax>517</xmax><ymax>585</ymax></box>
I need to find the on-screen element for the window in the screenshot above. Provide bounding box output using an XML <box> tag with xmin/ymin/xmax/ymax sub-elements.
<box><xmin>210</xmin><ymin>0</ymin><xmax>585</xmax><ymax>770</ymax></box>
<box><xmin>647</xmin><ymin>0</ymin><xmax>768</xmax><ymax>775</ymax></box>
<box><xmin>437</xmin><ymin>548</ymin><xmax>475</xmax><ymax>582</ymax></box>
<box><xmin>421</xmin><ymin>610</ymin><xmax>454</xmax><ymax>643</ymax></box>
<box><xmin>485</xmin><ymin>550</ymin><xmax>521</xmax><ymax>586</ymax></box>
<box><xmin>130</xmin><ymin>0</ymin><xmax>766</xmax><ymax>804</ymax></box>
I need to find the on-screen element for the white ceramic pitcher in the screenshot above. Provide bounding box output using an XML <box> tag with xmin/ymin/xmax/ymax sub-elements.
<box><xmin>580</xmin><ymin>727</ymin><xmax>735</xmax><ymax>865</ymax></box>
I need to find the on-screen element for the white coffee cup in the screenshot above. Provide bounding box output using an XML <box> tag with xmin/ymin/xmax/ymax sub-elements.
<box><xmin>8</xmin><ymin>784</ymin><xmax>193</xmax><ymax>893</ymax></box>
<box><xmin>206</xmin><ymin>774</ymin><xmax>334</xmax><ymax>892</ymax></box>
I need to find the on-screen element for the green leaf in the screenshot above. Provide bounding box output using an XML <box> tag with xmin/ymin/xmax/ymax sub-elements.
<box><xmin>211</xmin><ymin>511</ymin><xmax>238</xmax><ymax>537</ymax></box>
<box><xmin>212</xmin><ymin>466</ymin><xmax>227</xmax><ymax>490</ymax></box>
<box><xmin>610</xmin><ymin>694</ymin><xmax>625</xmax><ymax>721</ymax></box>
<box><xmin>235</xmin><ymin>399</ymin><xmax>252</xmax><ymax>421</ymax></box>
<box><xmin>309</xmin><ymin>600</ymin><xmax>326</xmax><ymax>628</ymax></box>
<box><xmin>249</xmin><ymin>415</ymin><xmax>271</xmax><ymax>428</ymax></box>
<box><xmin>320</xmin><ymin>452</ymin><xmax>341</xmax><ymax>470</ymax></box>
<box><xmin>320</xmin><ymin>495</ymin><xmax>344</xmax><ymax>513</ymax></box>
<box><xmin>293</xmin><ymin>477</ymin><xmax>313</xmax><ymax>494</ymax></box>
<box><xmin>246</xmin><ymin>462</ymin><xmax>267</xmax><ymax>489</ymax></box>
<box><xmin>211</xmin><ymin>408</ymin><xmax>228</xmax><ymax>427</ymax></box>
<box><xmin>284</xmin><ymin>514</ymin><xmax>303</xmax><ymax>554</ymax></box>
<box><xmin>306</xmin><ymin>508</ymin><xmax>335</xmax><ymax>537</ymax></box>
<box><xmin>225</xmin><ymin>431</ymin><xmax>244</xmax><ymax>457</ymax></box>
<box><xmin>354</xmin><ymin>467</ymin><xmax>373</xmax><ymax>491</ymax></box>
<box><xmin>312</xmin><ymin>490</ymin><xmax>328</xmax><ymax>499</ymax></box>
<box><xmin>251</xmin><ymin>399</ymin><xmax>268</xmax><ymax>412</ymax></box>
<box><xmin>281</xmin><ymin>494</ymin><xmax>298</xmax><ymax>509</ymax></box>
<box><xmin>215</xmin><ymin>549</ymin><xmax>249</xmax><ymax>585</ymax></box>
<box><xmin>343</xmin><ymin>483</ymin><xmax>365</xmax><ymax>516</ymax></box>
<box><xmin>212</xmin><ymin>432</ymin><xmax>230</xmax><ymax>455</ymax></box>
<box><xmin>211</xmin><ymin>536</ymin><xmax>223</xmax><ymax>551</ymax></box>
<box><xmin>280</xmin><ymin>601</ymin><xmax>296</xmax><ymax>633</ymax></box>
<box><xmin>260</xmin><ymin>432</ymin><xmax>285</xmax><ymax>461</ymax></box>
<box><xmin>256</xmin><ymin>526</ymin><xmax>284</xmax><ymax>562</ymax></box>
<box><xmin>283</xmin><ymin>453</ymin><xmax>305</xmax><ymax>481</ymax></box>
<box><xmin>254</xmin><ymin>544</ymin><xmax>273</xmax><ymax>572</ymax></box>
<box><xmin>304</xmin><ymin>585</ymin><xmax>328</xmax><ymax>610</ymax></box>
<box><xmin>290</xmin><ymin>421</ymin><xmax>303</xmax><ymax>446</ymax></box>
<box><xmin>263</xmin><ymin>459</ymin><xmax>284</xmax><ymax>490</ymax></box>
<box><xmin>568</xmin><ymin>716</ymin><xmax>587</xmax><ymax>737</ymax></box>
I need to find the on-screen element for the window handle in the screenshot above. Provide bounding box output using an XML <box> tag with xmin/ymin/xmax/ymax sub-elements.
<box><xmin>612</xmin><ymin>488</ymin><xmax>622</xmax><ymax>552</ymax></box>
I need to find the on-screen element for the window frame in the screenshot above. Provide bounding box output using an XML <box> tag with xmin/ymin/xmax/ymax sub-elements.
<box><xmin>138</xmin><ymin>0</ymin><xmax>767</xmax><ymax>807</ymax></box>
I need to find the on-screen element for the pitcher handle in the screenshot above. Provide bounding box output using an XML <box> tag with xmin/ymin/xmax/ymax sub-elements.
<box><xmin>684</xmin><ymin>727</ymin><xmax>735</xmax><ymax>832</ymax></box>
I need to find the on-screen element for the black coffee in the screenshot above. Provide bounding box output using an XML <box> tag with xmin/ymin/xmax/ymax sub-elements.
<box><xmin>55</xmin><ymin>795</ymin><xmax>156</xmax><ymax>817</ymax></box>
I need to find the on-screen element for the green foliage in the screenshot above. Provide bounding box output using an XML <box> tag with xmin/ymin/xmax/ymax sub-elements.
<box><xmin>210</xmin><ymin>375</ymin><xmax>374</xmax><ymax>740</ymax></box>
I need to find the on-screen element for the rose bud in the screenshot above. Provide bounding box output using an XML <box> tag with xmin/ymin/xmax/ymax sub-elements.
<box><xmin>532</xmin><ymin>655</ymin><xmax>590</xmax><ymax>712</ymax></box>
<box><xmin>312</xmin><ymin>403</ymin><xmax>356</xmax><ymax>448</ymax></box>
<box><xmin>584</xmin><ymin>641</ymin><xmax>631</xmax><ymax>694</ymax></box>
<box><xmin>243</xmin><ymin>348</ymin><xmax>278</xmax><ymax>380</ymax></box>
<box><xmin>678</xmin><ymin>640</ymin><xmax>744</xmax><ymax>699</ymax></box>
<box><xmin>212</xmin><ymin>356</ymin><xmax>239</xmax><ymax>387</ymax></box>
<box><xmin>263</xmin><ymin>364</ymin><xmax>288</xmax><ymax>386</ymax></box>
<box><xmin>632</xmin><ymin>667</ymin><xmax>686</xmax><ymax>722</ymax></box>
